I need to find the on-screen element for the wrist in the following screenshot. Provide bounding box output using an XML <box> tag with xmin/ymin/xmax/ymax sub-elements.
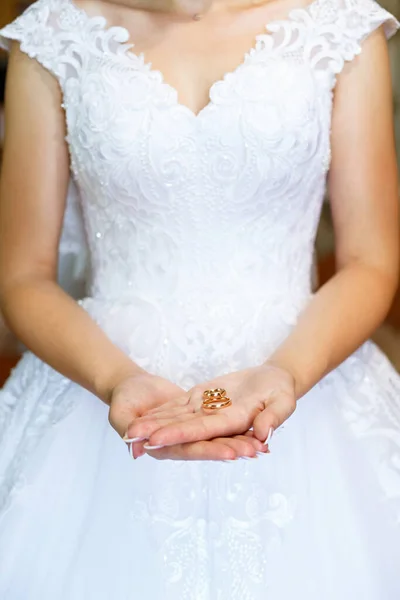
<box><xmin>262</xmin><ymin>357</ymin><xmax>301</xmax><ymax>397</ymax></box>
<box><xmin>94</xmin><ymin>360</ymin><xmax>146</xmax><ymax>405</ymax></box>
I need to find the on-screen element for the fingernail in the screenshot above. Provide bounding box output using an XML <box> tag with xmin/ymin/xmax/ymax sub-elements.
<box><xmin>222</xmin><ymin>459</ymin><xmax>237</xmax><ymax>463</ymax></box>
<box><xmin>123</xmin><ymin>435</ymin><xmax>147</xmax><ymax>443</ymax></box>
<box><xmin>240</xmin><ymin>456</ymin><xmax>256</xmax><ymax>460</ymax></box>
<box><xmin>143</xmin><ymin>443</ymin><xmax>165</xmax><ymax>450</ymax></box>
<box><xmin>263</xmin><ymin>427</ymin><xmax>274</xmax><ymax>445</ymax></box>
<box><xmin>256</xmin><ymin>451</ymin><xmax>267</xmax><ymax>457</ymax></box>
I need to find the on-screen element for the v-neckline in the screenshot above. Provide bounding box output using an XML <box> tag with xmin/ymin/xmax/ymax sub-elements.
<box><xmin>64</xmin><ymin>0</ymin><xmax>323</xmax><ymax>118</ymax></box>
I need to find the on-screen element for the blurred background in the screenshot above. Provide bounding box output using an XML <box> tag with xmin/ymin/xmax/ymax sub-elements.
<box><xmin>0</xmin><ymin>0</ymin><xmax>399</xmax><ymax>385</ymax></box>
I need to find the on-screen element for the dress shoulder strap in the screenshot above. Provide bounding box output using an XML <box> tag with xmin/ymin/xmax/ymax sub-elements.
<box><xmin>334</xmin><ymin>0</ymin><xmax>398</xmax><ymax>45</ymax></box>
<box><xmin>274</xmin><ymin>0</ymin><xmax>400</xmax><ymax>80</ymax></box>
<box><xmin>0</xmin><ymin>0</ymin><xmax>87</xmax><ymax>87</ymax></box>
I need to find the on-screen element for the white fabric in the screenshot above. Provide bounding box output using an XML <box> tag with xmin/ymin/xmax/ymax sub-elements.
<box><xmin>0</xmin><ymin>0</ymin><xmax>400</xmax><ymax>598</ymax></box>
<box><xmin>58</xmin><ymin>179</ymin><xmax>88</xmax><ymax>299</ymax></box>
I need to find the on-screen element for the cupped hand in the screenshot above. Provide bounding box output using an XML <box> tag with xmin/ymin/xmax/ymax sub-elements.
<box><xmin>125</xmin><ymin>364</ymin><xmax>297</xmax><ymax>458</ymax></box>
<box><xmin>109</xmin><ymin>372</ymin><xmax>267</xmax><ymax>461</ymax></box>
<box><xmin>108</xmin><ymin>372</ymin><xmax>184</xmax><ymax>438</ymax></box>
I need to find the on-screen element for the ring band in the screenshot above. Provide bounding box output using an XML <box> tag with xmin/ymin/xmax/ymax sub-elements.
<box><xmin>202</xmin><ymin>398</ymin><xmax>232</xmax><ymax>410</ymax></box>
<box><xmin>202</xmin><ymin>388</ymin><xmax>232</xmax><ymax>410</ymax></box>
<box><xmin>203</xmin><ymin>388</ymin><xmax>226</xmax><ymax>400</ymax></box>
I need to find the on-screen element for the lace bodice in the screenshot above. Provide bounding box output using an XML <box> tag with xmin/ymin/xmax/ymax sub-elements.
<box><xmin>0</xmin><ymin>0</ymin><xmax>398</xmax><ymax>379</ymax></box>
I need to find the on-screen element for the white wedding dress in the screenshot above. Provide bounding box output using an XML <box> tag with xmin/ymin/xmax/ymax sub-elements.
<box><xmin>58</xmin><ymin>179</ymin><xmax>88</xmax><ymax>299</ymax></box>
<box><xmin>0</xmin><ymin>0</ymin><xmax>400</xmax><ymax>598</ymax></box>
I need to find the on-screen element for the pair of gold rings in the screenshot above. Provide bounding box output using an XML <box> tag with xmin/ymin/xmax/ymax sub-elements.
<box><xmin>202</xmin><ymin>388</ymin><xmax>232</xmax><ymax>410</ymax></box>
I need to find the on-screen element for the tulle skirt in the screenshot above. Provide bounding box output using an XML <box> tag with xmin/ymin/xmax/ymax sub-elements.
<box><xmin>0</xmin><ymin>336</ymin><xmax>399</xmax><ymax>600</ymax></box>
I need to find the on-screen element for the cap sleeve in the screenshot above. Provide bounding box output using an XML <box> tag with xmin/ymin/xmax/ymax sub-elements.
<box><xmin>338</xmin><ymin>0</ymin><xmax>399</xmax><ymax>59</ymax></box>
<box><xmin>0</xmin><ymin>0</ymin><xmax>69</xmax><ymax>85</ymax></box>
<box><xmin>305</xmin><ymin>0</ymin><xmax>399</xmax><ymax>78</ymax></box>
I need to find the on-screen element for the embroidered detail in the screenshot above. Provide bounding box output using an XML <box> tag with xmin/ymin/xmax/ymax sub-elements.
<box><xmin>332</xmin><ymin>342</ymin><xmax>400</xmax><ymax>524</ymax></box>
<box><xmin>0</xmin><ymin>1</ymin><xmax>398</xmax><ymax>596</ymax></box>
<box><xmin>0</xmin><ymin>354</ymin><xmax>74</xmax><ymax>516</ymax></box>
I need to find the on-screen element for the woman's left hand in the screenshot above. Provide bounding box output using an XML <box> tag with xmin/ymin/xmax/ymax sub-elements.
<box><xmin>125</xmin><ymin>363</ymin><xmax>297</xmax><ymax>460</ymax></box>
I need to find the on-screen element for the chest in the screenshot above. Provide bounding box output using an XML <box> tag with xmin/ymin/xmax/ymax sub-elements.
<box><xmin>64</xmin><ymin>53</ymin><xmax>332</xmax><ymax>213</ymax></box>
<box><xmin>60</xmin><ymin>0</ymin><xmax>339</xmax><ymax>192</ymax></box>
<box><xmin>72</xmin><ymin>0</ymin><xmax>324</xmax><ymax>116</ymax></box>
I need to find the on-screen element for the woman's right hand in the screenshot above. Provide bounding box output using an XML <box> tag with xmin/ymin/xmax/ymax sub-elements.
<box><xmin>109</xmin><ymin>372</ymin><xmax>267</xmax><ymax>461</ymax></box>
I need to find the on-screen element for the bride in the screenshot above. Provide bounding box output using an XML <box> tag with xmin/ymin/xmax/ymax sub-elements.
<box><xmin>0</xmin><ymin>0</ymin><xmax>399</xmax><ymax>598</ymax></box>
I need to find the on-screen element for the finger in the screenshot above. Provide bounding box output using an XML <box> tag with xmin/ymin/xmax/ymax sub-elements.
<box><xmin>252</xmin><ymin>392</ymin><xmax>295</xmax><ymax>443</ymax></box>
<box><xmin>130</xmin><ymin>435</ymin><xmax>266</xmax><ymax>461</ymax></box>
<box><xmin>131</xmin><ymin>441</ymin><xmax>146</xmax><ymax>459</ymax></box>
<box><xmin>126</xmin><ymin>412</ymin><xmax>199</xmax><ymax>442</ymax></box>
<box><xmin>146</xmin><ymin>406</ymin><xmax>250</xmax><ymax>448</ymax></box>
<box><xmin>233</xmin><ymin>434</ymin><xmax>268</xmax><ymax>454</ymax></box>
<box><xmin>145</xmin><ymin>440</ymin><xmax>237</xmax><ymax>461</ymax></box>
<box><xmin>212</xmin><ymin>436</ymin><xmax>257</xmax><ymax>458</ymax></box>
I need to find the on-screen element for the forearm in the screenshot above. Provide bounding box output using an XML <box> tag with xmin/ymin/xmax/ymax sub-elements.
<box><xmin>267</xmin><ymin>262</ymin><xmax>397</xmax><ymax>397</ymax></box>
<box><xmin>0</xmin><ymin>279</ymin><xmax>143</xmax><ymax>403</ymax></box>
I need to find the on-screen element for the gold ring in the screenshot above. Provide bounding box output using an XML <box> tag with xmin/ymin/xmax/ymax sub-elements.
<box><xmin>202</xmin><ymin>397</ymin><xmax>232</xmax><ymax>410</ymax></box>
<box><xmin>202</xmin><ymin>388</ymin><xmax>232</xmax><ymax>410</ymax></box>
<box><xmin>202</xmin><ymin>388</ymin><xmax>226</xmax><ymax>400</ymax></box>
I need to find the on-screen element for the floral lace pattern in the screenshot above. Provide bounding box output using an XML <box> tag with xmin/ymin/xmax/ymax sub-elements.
<box><xmin>0</xmin><ymin>354</ymin><xmax>73</xmax><ymax>516</ymax></box>
<box><xmin>0</xmin><ymin>1</ymin><xmax>399</xmax><ymax>598</ymax></box>
<box><xmin>331</xmin><ymin>342</ymin><xmax>400</xmax><ymax>524</ymax></box>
